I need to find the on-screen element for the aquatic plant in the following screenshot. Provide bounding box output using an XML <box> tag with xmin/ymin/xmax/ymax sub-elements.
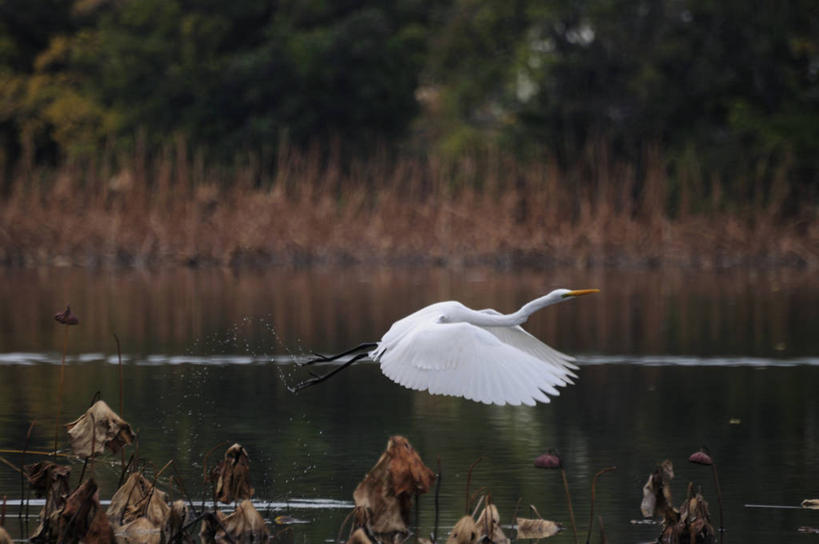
<box><xmin>57</xmin><ymin>478</ymin><xmax>115</xmax><ymax>543</ymax></box>
<box><xmin>22</xmin><ymin>462</ymin><xmax>71</xmax><ymax>541</ymax></box>
<box><xmin>211</xmin><ymin>443</ymin><xmax>254</xmax><ymax>504</ymax></box>
<box><xmin>516</xmin><ymin>505</ymin><xmax>562</xmax><ymax>540</ymax></box>
<box><xmin>534</xmin><ymin>450</ymin><xmax>577</xmax><ymax>544</ymax></box>
<box><xmin>475</xmin><ymin>499</ymin><xmax>508</xmax><ymax>543</ymax></box>
<box><xmin>65</xmin><ymin>400</ymin><xmax>135</xmax><ymax>459</ymax></box>
<box><xmin>445</xmin><ymin>515</ymin><xmax>478</xmax><ymax>544</ymax></box>
<box><xmin>53</xmin><ymin>305</ymin><xmax>79</xmax><ymax>454</ymax></box>
<box><xmin>351</xmin><ymin>436</ymin><xmax>435</xmax><ymax>540</ymax></box>
<box><xmin>641</xmin><ymin>459</ymin><xmax>675</xmax><ymax>519</ymax></box>
<box><xmin>585</xmin><ymin>466</ymin><xmax>615</xmax><ymax>544</ymax></box>
<box><xmin>688</xmin><ymin>448</ymin><xmax>724</xmax><ymax>543</ymax></box>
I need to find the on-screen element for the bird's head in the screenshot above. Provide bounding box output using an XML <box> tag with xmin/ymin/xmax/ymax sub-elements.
<box><xmin>557</xmin><ymin>288</ymin><xmax>600</xmax><ymax>299</ymax></box>
<box><xmin>537</xmin><ymin>288</ymin><xmax>600</xmax><ymax>307</ymax></box>
<box><xmin>521</xmin><ymin>288</ymin><xmax>600</xmax><ymax>314</ymax></box>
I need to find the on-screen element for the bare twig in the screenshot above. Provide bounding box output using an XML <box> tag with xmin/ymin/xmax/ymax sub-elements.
<box><xmin>171</xmin><ymin>462</ymin><xmax>198</xmax><ymax>518</ymax></box>
<box><xmin>78</xmin><ymin>412</ymin><xmax>96</xmax><ymax>486</ymax></box>
<box><xmin>54</xmin><ymin>326</ymin><xmax>68</xmax><ymax>454</ymax></box>
<box><xmin>465</xmin><ymin>457</ymin><xmax>482</xmax><ymax>514</ymax></box>
<box><xmin>585</xmin><ymin>466</ymin><xmax>616</xmax><ymax>544</ymax></box>
<box><xmin>119</xmin><ymin>453</ymin><xmax>135</xmax><ymax>488</ymax></box>
<box><xmin>0</xmin><ymin>456</ymin><xmax>20</xmax><ymax>473</ymax></box>
<box><xmin>470</xmin><ymin>494</ymin><xmax>485</xmax><ymax>519</ymax></box>
<box><xmin>433</xmin><ymin>456</ymin><xmax>441</xmax><ymax>543</ymax></box>
<box><xmin>711</xmin><ymin>463</ymin><xmax>725</xmax><ymax>544</ymax></box>
<box><xmin>335</xmin><ymin>508</ymin><xmax>356</xmax><ymax>544</ymax></box>
<box><xmin>561</xmin><ymin>467</ymin><xmax>578</xmax><ymax>544</ymax></box>
<box><xmin>114</xmin><ymin>333</ymin><xmax>127</xmax><ymax>484</ymax></box>
<box><xmin>202</xmin><ymin>441</ymin><xmax>228</xmax><ymax>509</ymax></box>
<box><xmin>114</xmin><ymin>333</ymin><xmax>123</xmax><ymax>415</ymax></box>
<box><xmin>22</xmin><ymin>421</ymin><xmax>34</xmax><ymax>532</ymax></box>
<box><xmin>511</xmin><ymin>498</ymin><xmax>522</xmax><ymax>525</ymax></box>
<box><xmin>144</xmin><ymin>459</ymin><xmax>174</xmax><ymax>516</ymax></box>
<box><xmin>0</xmin><ymin>449</ymin><xmax>71</xmax><ymax>457</ymax></box>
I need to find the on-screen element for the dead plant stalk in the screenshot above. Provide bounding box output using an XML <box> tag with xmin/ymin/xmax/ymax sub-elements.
<box><xmin>54</xmin><ymin>326</ymin><xmax>68</xmax><ymax>454</ymax></box>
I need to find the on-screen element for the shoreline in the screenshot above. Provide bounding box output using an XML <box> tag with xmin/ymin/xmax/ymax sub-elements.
<box><xmin>3</xmin><ymin>151</ymin><xmax>816</xmax><ymax>271</ymax></box>
<box><xmin>2</xmin><ymin>214</ymin><xmax>815</xmax><ymax>271</ymax></box>
<box><xmin>2</xmin><ymin>226</ymin><xmax>815</xmax><ymax>270</ymax></box>
<box><xmin>1</xmin><ymin>251</ymin><xmax>813</xmax><ymax>271</ymax></box>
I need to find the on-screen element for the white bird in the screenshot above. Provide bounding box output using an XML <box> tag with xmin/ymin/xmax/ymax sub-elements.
<box><xmin>294</xmin><ymin>288</ymin><xmax>599</xmax><ymax>406</ymax></box>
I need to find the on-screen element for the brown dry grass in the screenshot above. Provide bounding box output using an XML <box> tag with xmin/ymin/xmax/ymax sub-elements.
<box><xmin>1</xmin><ymin>143</ymin><xmax>816</xmax><ymax>269</ymax></box>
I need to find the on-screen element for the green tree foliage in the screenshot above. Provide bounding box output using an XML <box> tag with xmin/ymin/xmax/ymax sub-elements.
<box><xmin>0</xmin><ymin>0</ymin><xmax>816</xmax><ymax>197</ymax></box>
<box><xmin>425</xmin><ymin>0</ymin><xmax>818</xmax><ymax>190</ymax></box>
<box><xmin>0</xmin><ymin>0</ymin><xmax>440</xmax><ymax>162</ymax></box>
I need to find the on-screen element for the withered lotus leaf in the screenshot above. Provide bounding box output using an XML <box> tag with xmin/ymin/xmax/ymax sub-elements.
<box><xmin>115</xmin><ymin>517</ymin><xmax>162</xmax><ymax>544</ymax></box>
<box><xmin>59</xmin><ymin>478</ymin><xmax>115</xmax><ymax>544</ymax></box>
<box><xmin>347</xmin><ymin>527</ymin><xmax>374</xmax><ymax>544</ymax></box>
<box><xmin>66</xmin><ymin>400</ymin><xmax>135</xmax><ymax>458</ymax></box>
<box><xmin>641</xmin><ymin>460</ymin><xmax>674</xmax><ymax>518</ymax></box>
<box><xmin>802</xmin><ymin>499</ymin><xmax>819</xmax><ymax>510</ymax></box>
<box><xmin>660</xmin><ymin>458</ymin><xmax>674</xmax><ymax>481</ymax></box>
<box><xmin>387</xmin><ymin>436</ymin><xmax>435</xmax><ymax>496</ymax></box>
<box><xmin>54</xmin><ymin>305</ymin><xmax>79</xmax><ymax>326</ymax></box>
<box><xmin>198</xmin><ymin>510</ymin><xmax>228</xmax><ymax>543</ymax></box>
<box><xmin>660</xmin><ymin>482</ymin><xmax>715</xmax><ymax>544</ymax></box>
<box><xmin>213</xmin><ymin>443</ymin><xmax>254</xmax><ymax>504</ymax></box>
<box><xmin>476</xmin><ymin>502</ymin><xmax>509</xmax><ymax>544</ymax></box>
<box><xmin>221</xmin><ymin>500</ymin><xmax>270</xmax><ymax>543</ymax></box>
<box><xmin>445</xmin><ymin>516</ymin><xmax>478</xmax><ymax>544</ymax></box>
<box><xmin>24</xmin><ymin>461</ymin><xmax>71</xmax><ymax>498</ymax></box>
<box><xmin>515</xmin><ymin>518</ymin><xmax>562</xmax><ymax>539</ymax></box>
<box><xmin>24</xmin><ymin>461</ymin><xmax>71</xmax><ymax>541</ymax></box>
<box><xmin>167</xmin><ymin>500</ymin><xmax>191</xmax><ymax>540</ymax></box>
<box><xmin>107</xmin><ymin>472</ymin><xmax>170</xmax><ymax>529</ymax></box>
<box><xmin>353</xmin><ymin>435</ymin><xmax>435</xmax><ymax>536</ymax></box>
<box><xmin>640</xmin><ymin>473</ymin><xmax>657</xmax><ymax>518</ymax></box>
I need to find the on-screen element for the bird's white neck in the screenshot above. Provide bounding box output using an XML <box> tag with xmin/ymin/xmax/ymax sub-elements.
<box><xmin>454</xmin><ymin>291</ymin><xmax>566</xmax><ymax>327</ymax></box>
<box><xmin>516</xmin><ymin>292</ymin><xmax>565</xmax><ymax>320</ymax></box>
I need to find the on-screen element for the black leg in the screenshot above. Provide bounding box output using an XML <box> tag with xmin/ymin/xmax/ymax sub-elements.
<box><xmin>300</xmin><ymin>342</ymin><xmax>378</xmax><ymax>366</ymax></box>
<box><xmin>290</xmin><ymin>352</ymin><xmax>370</xmax><ymax>392</ymax></box>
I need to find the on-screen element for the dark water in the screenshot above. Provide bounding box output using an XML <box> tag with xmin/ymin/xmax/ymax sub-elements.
<box><xmin>0</xmin><ymin>267</ymin><xmax>818</xmax><ymax>543</ymax></box>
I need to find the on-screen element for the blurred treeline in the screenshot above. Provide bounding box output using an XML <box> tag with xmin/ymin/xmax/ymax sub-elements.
<box><xmin>0</xmin><ymin>0</ymin><xmax>817</xmax><ymax>209</ymax></box>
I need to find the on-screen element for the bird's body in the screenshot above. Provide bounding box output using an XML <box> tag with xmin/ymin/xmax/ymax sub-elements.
<box><xmin>295</xmin><ymin>288</ymin><xmax>598</xmax><ymax>406</ymax></box>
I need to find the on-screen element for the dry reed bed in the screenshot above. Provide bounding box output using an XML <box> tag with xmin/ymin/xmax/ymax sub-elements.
<box><xmin>1</xmin><ymin>148</ymin><xmax>816</xmax><ymax>269</ymax></box>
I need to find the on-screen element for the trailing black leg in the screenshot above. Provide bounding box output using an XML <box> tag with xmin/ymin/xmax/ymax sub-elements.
<box><xmin>291</xmin><ymin>352</ymin><xmax>371</xmax><ymax>392</ymax></box>
<box><xmin>300</xmin><ymin>342</ymin><xmax>378</xmax><ymax>366</ymax></box>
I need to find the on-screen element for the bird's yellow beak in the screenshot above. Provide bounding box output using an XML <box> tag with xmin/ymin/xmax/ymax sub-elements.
<box><xmin>563</xmin><ymin>288</ymin><xmax>600</xmax><ymax>298</ymax></box>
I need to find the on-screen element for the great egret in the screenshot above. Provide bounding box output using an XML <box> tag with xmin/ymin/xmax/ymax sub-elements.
<box><xmin>293</xmin><ymin>288</ymin><xmax>599</xmax><ymax>406</ymax></box>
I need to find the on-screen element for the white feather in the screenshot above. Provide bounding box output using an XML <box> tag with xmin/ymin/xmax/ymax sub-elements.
<box><xmin>371</xmin><ymin>300</ymin><xmax>581</xmax><ymax>406</ymax></box>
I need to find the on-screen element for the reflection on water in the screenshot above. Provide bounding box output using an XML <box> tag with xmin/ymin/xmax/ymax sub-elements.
<box><xmin>1</xmin><ymin>267</ymin><xmax>818</xmax><ymax>358</ymax></box>
<box><xmin>0</xmin><ymin>267</ymin><xmax>818</xmax><ymax>543</ymax></box>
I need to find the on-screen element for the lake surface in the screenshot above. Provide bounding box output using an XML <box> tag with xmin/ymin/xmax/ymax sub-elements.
<box><xmin>0</xmin><ymin>266</ymin><xmax>818</xmax><ymax>543</ymax></box>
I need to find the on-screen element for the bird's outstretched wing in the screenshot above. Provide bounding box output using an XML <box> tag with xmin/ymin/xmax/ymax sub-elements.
<box><xmin>479</xmin><ymin>309</ymin><xmax>579</xmax><ymax>382</ymax></box>
<box><xmin>376</xmin><ymin>321</ymin><xmax>575</xmax><ymax>406</ymax></box>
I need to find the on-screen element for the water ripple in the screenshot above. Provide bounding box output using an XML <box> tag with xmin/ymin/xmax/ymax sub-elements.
<box><xmin>0</xmin><ymin>351</ymin><xmax>817</xmax><ymax>367</ymax></box>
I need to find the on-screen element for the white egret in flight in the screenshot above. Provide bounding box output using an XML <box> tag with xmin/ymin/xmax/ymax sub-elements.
<box><xmin>293</xmin><ymin>288</ymin><xmax>599</xmax><ymax>406</ymax></box>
